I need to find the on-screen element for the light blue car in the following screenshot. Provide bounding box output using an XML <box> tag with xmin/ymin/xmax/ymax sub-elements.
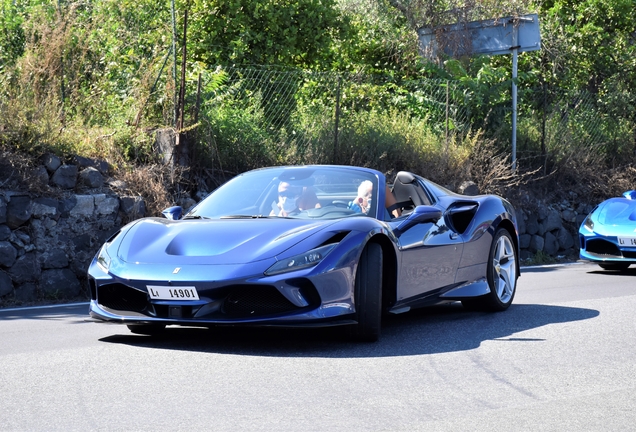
<box><xmin>579</xmin><ymin>190</ymin><xmax>636</xmax><ymax>270</ymax></box>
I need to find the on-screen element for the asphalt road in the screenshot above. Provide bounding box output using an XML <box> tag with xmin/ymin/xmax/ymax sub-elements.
<box><xmin>1</xmin><ymin>262</ymin><xmax>635</xmax><ymax>431</ymax></box>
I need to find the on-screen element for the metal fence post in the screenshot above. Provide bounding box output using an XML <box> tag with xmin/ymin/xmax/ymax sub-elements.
<box><xmin>334</xmin><ymin>75</ymin><xmax>341</xmax><ymax>164</ymax></box>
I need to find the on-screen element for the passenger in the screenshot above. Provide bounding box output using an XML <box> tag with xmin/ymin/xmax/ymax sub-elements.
<box><xmin>349</xmin><ymin>180</ymin><xmax>402</xmax><ymax>218</ymax></box>
<box><xmin>385</xmin><ymin>184</ymin><xmax>401</xmax><ymax>218</ymax></box>
<box><xmin>349</xmin><ymin>180</ymin><xmax>373</xmax><ymax>214</ymax></box>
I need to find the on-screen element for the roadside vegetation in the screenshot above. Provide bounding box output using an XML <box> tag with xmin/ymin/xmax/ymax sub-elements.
<box><xmin>1</xmin><ymin>0</ymin><xmax>635</xmax><ymax>214</ymax></box>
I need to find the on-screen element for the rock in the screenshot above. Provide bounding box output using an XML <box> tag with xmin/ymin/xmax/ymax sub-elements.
<box><xmin>39</xmin><ymin>268</ymin><xmax>81</xmax><ymax>298</ymax></box>
<box><xmin>519</xmin><ymin>234</ymin><xmax>531</xmax><ymax>249</ymax></box>
<box><xmin>0</xmin><ymin>196</ymin><xmax>6</xmax><ymax>224</ymax></box>
<box><xmin>9</xmin><ymin>253</ymin><xmax>40</xmax><ymax>284</ymax></box>
<box><xmin>0</xmin><ymin>241</ymin><xmax>18</xmax><ymax>268</ymax></box>
<box><xmin>79</xmin><ymin>167</ymin><xmax>104</xmax><ymax>188</ymax></box>
<box><xmin>6</xmin><ymin>194</ymin><xmax>32</xmax><ymax>229</ymax></box>
<box><xmin>528</xmin><ymin>235</ymin><xmax>544</xmax><ymax>253</ymax></box>
<box><xmin>0</xmin><ymin>225</ymin><xmax>10</xmax><ymax>241</ymax></box>
<box><xmin>556</xmin><ymin>227</ymin><xmax>575</xmax><ymax>250</ymax></box>
<box><xmin>70</xmin><ymin>195</ymin><xmax>95</xmax><ymax>217</ymax></box>
<box><xmin>543</xmin><ymin>209</ymin><xmax>563</xmax><ymax>232</ymax></box>
<box><xmin>40</xmin><ymin>250</ymin><xmax>69</xmax><ymax>269</ymax></box>
<box><xmin>526</xmin><ymin>213</ymin><xmax>539</xmax><ymax>235</ymax></box>
<box><xmin>94</xmin><ymin>194</ymin><xmax>120</xmax><ymax>215</ymax></box>
<box><xmin>561</xmin><ymin>209</ymin><xmax>577</xmax><ymax>223</ymax></box>
<box><xmin>51</xmin><ymin>164</ymin><xmax>78</xmax><ymax>189</ymax></box>
<box><xmin>544</xmin><ymin>231</ymin><xmax>559</xmax><ymax>256</ymax></box>
<box><xmin>516</xmin><ymin>209</ymin><xmax>526</xmax><ymax>235</ymax></box>
<box><xmin>14</xmin><ymin>282</ymin><xmax>36</xmax><ymax>302</ymax></box>
<box><xmin>0</xmin><ymin>270</ymin><xmax>12</xmax><ymax>297</ymax></box>
<box><xmin>120</xmin><ymin>196</ymin><xmax>146</xmax><ymax>218</ymax></box>
<box><xmin>31</xmin><ymin>166</ymin><xmax>49</xmax><ymax>187</ymax></box>
<box><xmin>32</xmin><ymin>197</ymin><xmax>59</xmax><ymax>218</ymax></box>
<box><xmin>41</xmin><ymin>153</ymin><xmax>62</xmax><ymax>173</ymax></box>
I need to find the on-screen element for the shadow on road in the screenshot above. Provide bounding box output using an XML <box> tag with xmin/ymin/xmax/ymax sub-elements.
<box><xmin>587</xmin><ymin>268</ymin><xmax>636</xmax><ymax>276</ymax></box>
<box><xmin>97</xmin><ymin>303</ymin><xmax>599</xmax><ymax>358</ymax></box>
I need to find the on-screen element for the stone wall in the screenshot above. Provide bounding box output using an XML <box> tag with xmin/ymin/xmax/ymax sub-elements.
<box><xmin>516</xmin><ymin>200</ymin><xmax>591</xmax><ymax>260</ymax></box>
<box><xmin>0</xmin><ymin>165</ymin><xmax>590</xmax><ymax>305</ymax></box>
<box><xmin>0</xmin><ymin>154</ymin><xmax>145</xmax><ymax>303</ymax></box>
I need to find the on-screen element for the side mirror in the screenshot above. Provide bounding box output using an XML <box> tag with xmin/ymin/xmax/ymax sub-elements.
<box><xmin>162</xmin><ymin>206</ymin><xmax>183</xmax><ymax>220</ymax></box>
<box><xmin>394</xmin><ymin>205</ymin><xmax>442</xmax><ymax>236</ymax></box>
<box><xmin>622</xmin><ymin>191</ymin><xmax>636</xmax><ymax>200</ymax></box>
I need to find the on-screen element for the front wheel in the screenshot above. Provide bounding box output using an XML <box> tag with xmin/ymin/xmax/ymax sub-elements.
<box><xmin>463</xmin><ymin>228</ymin><xmax>518</xmax><ymax>312</ymax></box>
<box><xmin>348</xmin><ymin>243</ymin><xmax>383</xmax><ymax>342</ymax></box>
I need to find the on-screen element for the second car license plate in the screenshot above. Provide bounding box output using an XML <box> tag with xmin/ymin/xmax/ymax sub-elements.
<box><xmin>617</xmin><ymin>236</ymin><xmax>636</xmax><ymax>247</ymax></box>
<box><xmin>147</xmin><ymin>285</ymin><xmax>200</xmax><ymax>300</ymax></box>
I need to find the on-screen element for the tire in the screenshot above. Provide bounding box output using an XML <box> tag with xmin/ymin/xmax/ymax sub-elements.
<box><xmin>599</xmin><ymin>263</ymin><xmax>630</xmax><ymax>271</ymax></box>
<box><xmin>348</xmin><ymin>243</ymin><xmax>383</xmax><ymax>342</ymax></box>
<box><xmin>127</xmin><ymin>324</ymin><xmax>166</xmax><ymax>335</ymax></box>
<box><xmin>462</xmin><ymin>228</ymin><xmax>518</xmax><ymax>312</ymax></box>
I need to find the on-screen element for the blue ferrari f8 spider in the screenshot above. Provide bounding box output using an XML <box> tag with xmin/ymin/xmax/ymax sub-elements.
<box><xmin>88</xmin><ymin>165</ymin><xmax>520</xmax><ymax>341</ymax></box>
<box><xmin>579</xmin><ymin>190</ymin><xmax>636</xmax><ymax>271</ymax></box>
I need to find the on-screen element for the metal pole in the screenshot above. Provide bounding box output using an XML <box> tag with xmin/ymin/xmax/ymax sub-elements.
<box><xmin>171</xmin><ymin>0</ymin><xmax>178</xmax><ymax>128</ymax></box>
<box><xmin>511</xmin><ymin>23</ymin><xmax>518</xmax><ymax>171</ymax></box>
<box><xmin>333</xmin><ymin>75</ymin><xmax>341</xmax><ymax>164</ymax></box>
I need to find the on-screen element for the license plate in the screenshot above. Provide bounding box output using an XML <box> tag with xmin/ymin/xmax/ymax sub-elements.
<box><xmin>617</xmin><ymin>236</ymin><xmax>636</xmax><ymax>247</ymax></box>
<box><xmin>147</xmin><ymin>285</ymin><xmax>200</xmax><ymax>300</ymax></box>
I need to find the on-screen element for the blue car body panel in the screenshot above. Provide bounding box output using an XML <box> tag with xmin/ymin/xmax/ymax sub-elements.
<box><xmin>87</xmin><ymin>165</ymin><xmax>520</xmax><ymax>329</ymax></box>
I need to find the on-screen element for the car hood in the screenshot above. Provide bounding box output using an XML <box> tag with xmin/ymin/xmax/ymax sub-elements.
<box><xmin>116</xmin><ymin>217</ymin><xmax>335</xmax><ymax>265</ymax></box>
<box><xmin>595</xmin><ymin>198</ymin><xmax>636</xmax><ymax>227</ymax></box>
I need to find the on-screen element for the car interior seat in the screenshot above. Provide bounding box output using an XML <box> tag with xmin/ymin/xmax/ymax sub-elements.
<box><xmin>391</xmin><ymin>171</ymin><xmax>431</xmax><ymax>213</ymax></box>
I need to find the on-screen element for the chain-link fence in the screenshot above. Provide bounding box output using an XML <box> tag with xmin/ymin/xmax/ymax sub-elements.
<box><xmin>185</xmin><ymin>65</ymin><xmax>635</xmax><ymax>176</ymax></box>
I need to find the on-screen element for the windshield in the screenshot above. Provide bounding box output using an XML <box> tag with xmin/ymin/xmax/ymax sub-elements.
<box><xmin>187</xmin><ymin>166</ymin><xmax>380</xmax><ymax>220</ymax></box>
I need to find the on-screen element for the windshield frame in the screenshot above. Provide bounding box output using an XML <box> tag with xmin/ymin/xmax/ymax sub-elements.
<box><xmin>186</xmin><ymin>166</ymin><xmax>384</xmax><ymax>221</ymax></box>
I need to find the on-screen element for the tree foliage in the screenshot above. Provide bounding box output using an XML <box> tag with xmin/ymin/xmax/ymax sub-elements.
<box><xmin>188</xmin><ymin>0</ymin><xmax>348</xmax><ymax>69</ymax></box>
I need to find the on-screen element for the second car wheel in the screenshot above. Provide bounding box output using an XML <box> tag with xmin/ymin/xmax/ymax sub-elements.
<box><xmin>463</xmin><ymin>228</ymin><xmax>518</xmax><ymax>312</ymax></box>
<box><xmin>348</xmin><ymin>242</ymin><xmax>383</xmax><ymax>342</ymax></box>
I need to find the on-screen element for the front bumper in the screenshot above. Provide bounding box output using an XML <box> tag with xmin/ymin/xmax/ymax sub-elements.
<box><xmin>579</xmin><ymin>234</ymin><xmax>636</xmax><ymax>264</ymax></box>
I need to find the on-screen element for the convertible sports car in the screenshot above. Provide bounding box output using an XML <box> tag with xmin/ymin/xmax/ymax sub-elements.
<box><xmin>579</xmin><ymin>190</ymin><xmax>636</xmax><ymax>271</ymax></box>
<box><xmin>88</xmin><ymin>165</ymin><xmax>520</xmax><ymax>341</ymax></box>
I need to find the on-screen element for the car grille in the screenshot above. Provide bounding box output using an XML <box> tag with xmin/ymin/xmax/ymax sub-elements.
<box><xmin>98</xmin><ymin>283</ymin><xmax>148</xmax><ymax>313</ymax></box>
<box><xmin>622</xmin><ymin>251</ymin><xmax>636</xmax><ymax>259</ymax></box>
<box><xmin>585</xmin><ymin>239</ymin><xmax>621</xmax><ymax>256</ymax></box>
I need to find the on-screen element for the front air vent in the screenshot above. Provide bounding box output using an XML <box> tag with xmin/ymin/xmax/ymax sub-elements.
<box><xmin>222</xmin><ymin>285</ymin><xmax>299</xmax><ymax>318</ymax></box>
<box><xmin>98</xmin><ymin>283</ymin><xmax>148</xmax><ymax>313</ymax></box>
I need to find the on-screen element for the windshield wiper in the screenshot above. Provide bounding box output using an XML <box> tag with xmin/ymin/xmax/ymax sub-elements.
<box><xmin>183</xmin><ymin>215</ymin><xmax>209</xmax><ymax>220</ymax></box>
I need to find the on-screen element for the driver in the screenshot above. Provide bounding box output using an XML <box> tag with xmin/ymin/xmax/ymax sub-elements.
<box><xmin>271</xmin><ymin>182</ymin><xmax>321</xmax><ymax>216</ymax></box>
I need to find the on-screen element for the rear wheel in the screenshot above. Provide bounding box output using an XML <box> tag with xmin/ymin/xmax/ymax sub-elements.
<box><xmin>348</xmin><ymin>243</ymin><xmax>383</xmax><ymax>342</ymax></box>
<box><xmin>462</xmin><ymin>228</ymin><xmax>518</xmax><ymax>312</ymax></box>
<box><xmin>127</xmin><ymin>324</ymin><xmax>166</xmax><ymax>335</ymax></box>
<box><xmin>599</xmin><ymin>263</ymin><xmax>630</xmax><ymax>271</ymax></box>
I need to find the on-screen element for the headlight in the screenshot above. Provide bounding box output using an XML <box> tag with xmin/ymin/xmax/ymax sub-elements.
<box><xmin>265</xmin><ymin>244</ymin><xmax>336</xmax><ymax>276</ymax></box>
<box><xmin>96</xmin><ymin>245</ymin><xmax>112</xmax><ymax>272</ymax></box>
<box><xmin>583</xmin><ymin>215</ymin><xmax>594</xmax><ymax>232</ymax></box>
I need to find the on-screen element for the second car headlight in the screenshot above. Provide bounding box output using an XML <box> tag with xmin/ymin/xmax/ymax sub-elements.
<box><xmin>96</xmin><ymin>245</ymin><xmax>112</xmax><ymax>272</ymax></box>
<box><xmin>583</xmin><ymin>215</ymin><xmax>594</xmax><ymax>232</ymax></box>
<box><xmin>265</xmin><ymin>244</ymin><xmax>336</xmax><ymax>276</ymax></box>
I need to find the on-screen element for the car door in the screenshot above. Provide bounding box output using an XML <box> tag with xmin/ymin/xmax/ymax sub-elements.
<box><xmin>391</xmin><ymin>213</ymin><xmax>464</xmax><ymax>302</ymax></box>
